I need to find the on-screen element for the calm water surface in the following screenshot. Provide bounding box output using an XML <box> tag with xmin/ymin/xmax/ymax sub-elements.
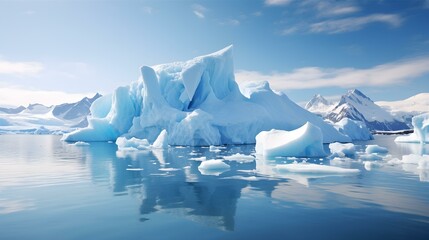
<box><xmin>1</xmin><ymin>135</ymin><xmax>429</xmax><ymax>240</ymax></box>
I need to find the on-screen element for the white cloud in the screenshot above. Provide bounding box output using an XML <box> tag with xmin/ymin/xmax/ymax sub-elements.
<box><xmin>265</xmin><ymin>0</ymin><xmax>294</xmax><ymax>6</ymax></box>
<box><xmin>322</xmin><ymin>6</ymin><xmax>360</xmax><ymax>16</ymax></box>
<box><xmin>235</xmin><ymin>56</ymin><xmax>429</xmax><ymax>90</ymax></box>
<box><xmin>310</xmin><ymin>14</ymin><xmax>403</xmax><ymax>34</ymax></box>
<box><xmin>0</xmin><ymin>85</ymin><xmax>95</xmax><ymax>107</ymax></box>
<box><xmin>0</xmin><ymin>60</ymin><xmax>43</xmax><ymax>76</ymax></box>
<box><xmin>309</xmin><ymin>1</ymin><xmax>360</xmax><ymax>17</ymax></box>
<box><xmin>192</xmin><ymin>4</ymin><xmax>207</xmax><ymax>19</ymax></box>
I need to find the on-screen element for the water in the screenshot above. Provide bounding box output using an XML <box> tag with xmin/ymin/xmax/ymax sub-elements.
<box><xmin>1</xmin><ymin>135</ymin><xmax>429</xmax><ymax>240</ymax></box>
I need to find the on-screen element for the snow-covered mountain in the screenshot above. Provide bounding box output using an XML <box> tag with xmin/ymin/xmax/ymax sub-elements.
<box><xmin>312</xmin><ymin>89</ymin><xmax>409</xmax><ymax>131</ymax></box>
<box><xmin>376</xmin><ymin>93</ymin><xmax>429</xmax><ymax>127</ymax></box>
<box><xmin>0</xmin><ymin>106</ymin><xmax>25</xmax><ymax>114</ymax></box>
<box><xmin>0</xmin><ymin>93</ymin><xmax>101</xmax><ymax>134</ymax></box>
<box><xmin>304</xmin><ymin>94</ymin><xmax>334</xmax><ymax>116</ymax></box>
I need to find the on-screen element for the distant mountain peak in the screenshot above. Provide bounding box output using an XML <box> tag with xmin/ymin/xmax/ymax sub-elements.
<box><xmin>305</xmin><ymin>94</ymin><xmax>333</xmax><ymax>117</ymax></box>
<box><xmin>325</xmin><ymin>89</ymin><xmax>408</xmax><ymax>131</ymax></box>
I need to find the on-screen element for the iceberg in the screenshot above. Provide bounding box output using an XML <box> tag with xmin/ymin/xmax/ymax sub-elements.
<box><xmin>198</xmin><ymin>159</ymin><xmax>230</xmax><ymax>176</ymax></box>
<box><xmin>395</xmin><ymin>113</ymin><xmax>429</xmax><ymax>144</ymax></box>
<box><xmin>255</xmin><ymin>122</ymin><xmax>326</xmax><ymax>158</ymax></box>
<box><xmin>365</xmin><ymin>145</ymin><xmax>388</xmax><ymax>154</ymax></box>
<box><xmin>62</xmin><ymin>46</ymin><xmax>350</xmax><ymax>145</ymax></box>
<box><xmin>329</xmin><ymin>142</ymin><xmax>356</xmax><ymax>158</ymax></box>
<box><xmin>222</xmin><ymin>153</ymin><xmax>255</xmax><ymax>163</ymax></box>
<box><xmin>334</xmin><ymin>118</ymin><xmax>373</xmax><ymax>141</ymax></box>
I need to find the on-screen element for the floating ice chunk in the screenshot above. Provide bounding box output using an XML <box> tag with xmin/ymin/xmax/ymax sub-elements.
<box><xmin>223</xmin><ymin>153</ymin><xmax>255</xmax><ymax>163</ymax></box>
<box><xmin>255</xmin><ymin>122</ymin><xmax>326</xmax><ymax>158</ymax></box>
<box><xmin>198</xmin><ymin>159</ymin><xmax>230</xmax><ymax>176</ymax></box>
<box><xmin>126</xmin><ymin>168</ymin><xmax>144</xmax><ymax>171</ymax></box>
<box><xmin>116</xmin><ymin>137</ymin><xmax>151</xmax><ymax>151</ymax></box>
<box><xmin>329</xmin><ymin>142</ymin><xmax>356</xmax><ymax>158</ymax></box>
<box><xmin>152</xmin><ymin>129</ymin><xmax>168</xmax><ymax>149</ymax></box>
<box><xmin>275</xmin><ymin>162</ymin><xmax>359</xmax><ymax>175</ymax></box>
<box><xmin>209</xmin><ymin>145</ymin><xmax>225</xmax><ymax>152</ymax></box>
<box><xmin>363</xmin><ymin>161</ymin><xmax>383</xmax><ymax>171</ymax></box>
<box><xmin>365</xmin><ymin>145</ymin><xmax>388</xmax><ymax>154</ymax></box>
<box><xmin>159</xmin><ymin>168</ymin><xmax>180</xmax><ymax>172</ymax></box>
<box><xmin>395</xmin><ymin>113</ymin><xmax>429</xmax><ymax>143</ymax></box>
<box><xmin>74</xmin><ymin>141</ymin><xmax>90</xmax><ymax>146</ymax></box>
<box><xmin>334</xmin><ymin>118</ymin><xmax>373</xmax><ymax>141</ymax></box>
<box><xmin>189</xmin><ymin>156</ymin><xmax>207</xmax><ymax>161</ymax></box>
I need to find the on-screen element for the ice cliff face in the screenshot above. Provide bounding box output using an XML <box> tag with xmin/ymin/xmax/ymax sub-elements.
<box><xmin>63</xmin><ymin>46</ymin><xmax>350</xmax><ymax>145</ymax></box>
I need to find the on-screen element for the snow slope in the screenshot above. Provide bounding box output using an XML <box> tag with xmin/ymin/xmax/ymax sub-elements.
<box><xmin>305</xmin><ymin>94</ymin><xmax>334</xmax><ymax>116</ymax></box>
<box><xmin>63</xmin><ymin>46</ymin><xmax>350</xmax><ymax>145</ymax></box>
<box><xmin>0</xmin><ymin>94</ymin><xmax>100</xmax><ymax>134</ymax></box>
<box><xmin>377</xmin><ymin>93</ymin><xmax>429</xmax><ymax>127</ymax></box>
<box><xmin>326</xmin><ymin>89</ymin><xmax>409</xmax><ymax>131</ymax></box>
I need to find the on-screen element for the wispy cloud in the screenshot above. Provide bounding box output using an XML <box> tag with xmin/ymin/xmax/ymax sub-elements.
<box><xmin>308</xmin><ymin>1</ymin><xmax>360</xmax><ymax>17</ymax></box>
<box><xmin>281</xmin><ymin>13</ymin><xmax>403</xmax><ymax>35</ymax></box>
<box><xmin>0</xmin><ymin>60</ymin><xmax>43</xmax><ymax>76</ymax></box>
<box><xmin>0</xmin><ymin>85</ymin><xmax>94</xmax><ymax>107</ymax></box>
<box><xmin>192</xmin><ymin>4</ymin><xmax>207</xmax><ymax>19</ymax></box>
<box><xmin>220</xmin><ymin>19</ymin><xmax>240</xmax><ymax>26</ymax></box>
<box><xmin>310</xmin><ymin>14</ymin><xmax>402</xmax><ymax>34</ymax></box>
<box><xmin>265</xmin><ymin>0</ymin><xmax>294</xmax><ymax>6</ymax></box>
<box><xmin>235</xmin><ymin>56</ymin><xmax>429</xmax><ymax>90</ymax></box>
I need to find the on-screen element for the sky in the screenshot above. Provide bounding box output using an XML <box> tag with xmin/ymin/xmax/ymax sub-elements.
<box><xmin>1</xmin><ymin>0</ymin><xmax>429</xmax><ymax>107</ymax></box>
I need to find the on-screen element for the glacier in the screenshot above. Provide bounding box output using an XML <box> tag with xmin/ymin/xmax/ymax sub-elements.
<box><xmin>63</xmin><ymin>46</ymin><xmax>350</xmax><ymax>145</ymax></box>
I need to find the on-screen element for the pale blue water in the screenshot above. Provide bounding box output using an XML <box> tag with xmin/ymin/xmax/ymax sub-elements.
<box><xmin>1</xmin><ymin>134</ymin><xmax>429</xmax><ymax>240</ymax></box>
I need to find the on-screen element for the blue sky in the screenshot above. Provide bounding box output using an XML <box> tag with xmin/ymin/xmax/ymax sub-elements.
<box><xmin>1</xmin><ymin>0</ymin><xmax>429</xmax><ymax>106</ymax></box>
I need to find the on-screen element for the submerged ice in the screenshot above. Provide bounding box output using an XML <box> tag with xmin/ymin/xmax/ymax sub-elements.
<box><xmin>63</xmin><ymin>46</ymin><xmax>350</xmax><ymax>146</ymax></box>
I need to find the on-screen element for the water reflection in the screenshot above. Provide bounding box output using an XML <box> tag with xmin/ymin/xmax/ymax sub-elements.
<box><xmin>2</xmin><ymin>135</ymin><xmax>429</xmax><ymax>233</ymax></box>
<box><xmin>76</xmin><ymin>137</ymin><xmax>429</xmax><ymax>230</ymax></box>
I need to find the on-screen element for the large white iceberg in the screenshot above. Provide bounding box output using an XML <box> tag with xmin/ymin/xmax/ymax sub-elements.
<box><xmin>62</xmin><ymin>46</ymin><xmax>350</xmax><ymax>145</ymax></box>
<box><xmin>255</xmin><ymin>122</ymin><xmax>326</xmax><ymax>158</ymax></box>
<box><xmin>395</xmin><ymin>113</ymin><xmax>429</xmax><ymax>144</ymax></box>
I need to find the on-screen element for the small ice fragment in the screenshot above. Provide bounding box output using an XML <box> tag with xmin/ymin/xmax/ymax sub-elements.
<box><xmin>365</xmin><ymin>145</ymin><xmax>388</xmax><ymax>154</ymax></box>
<box><xmin>74</xmin><ymin>141</ymin><xmax>90</xmax><ymax>146</ymax></box>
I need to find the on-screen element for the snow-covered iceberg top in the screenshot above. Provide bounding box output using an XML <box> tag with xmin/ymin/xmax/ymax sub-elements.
<box><xmin>255</xmin><ymin>122</ymin><xmax>327</xmax><ymax>158</ymax></box>
<box><xmin>395</xmin><ymin>113</ymin><xmax>429</xmax><ymax>144</ymax></box>
<box><xmin>62</xmin><ymin>46</ymin><xmax>350</xmax><ymax>146</ymax></box>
